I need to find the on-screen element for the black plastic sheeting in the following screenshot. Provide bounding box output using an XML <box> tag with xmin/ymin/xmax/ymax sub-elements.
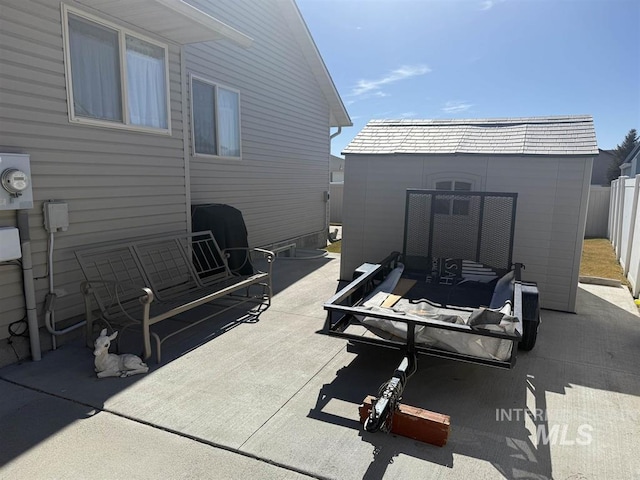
<box><xmin>191</xmin><ymin>204</ymin><xmax>253</xmax><ymax>275</ymax></box>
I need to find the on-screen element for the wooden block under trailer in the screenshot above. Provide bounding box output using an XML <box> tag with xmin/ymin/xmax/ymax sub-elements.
<box><xmin>358</xmin><ymin>395</ymin><xmax>451</xmax><ymax>447</ymax></box>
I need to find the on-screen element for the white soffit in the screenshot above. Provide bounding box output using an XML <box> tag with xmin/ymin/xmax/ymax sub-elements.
<box><xmin>74</xmin><ymin>0</ymin><xmax>253</xmax><ymax>46</ymax></box>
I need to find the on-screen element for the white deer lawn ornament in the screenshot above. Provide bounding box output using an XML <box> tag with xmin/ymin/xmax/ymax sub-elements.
<box><xmin>94</xmin><ymin>329</ymin><xmax>149</xmax><ymax>378</ymax></box>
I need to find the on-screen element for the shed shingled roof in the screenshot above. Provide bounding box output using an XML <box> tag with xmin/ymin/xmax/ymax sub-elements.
<box><xmin>342</xmin><ymin>115</ymin><xmax>598</xmax><ymax>155</ymax></box>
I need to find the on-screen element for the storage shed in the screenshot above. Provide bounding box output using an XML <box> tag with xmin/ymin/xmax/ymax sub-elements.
<box><xmin>341</xmin><ymin>115</ymin><xmax>598</xmax><ymax>312</ymax></box>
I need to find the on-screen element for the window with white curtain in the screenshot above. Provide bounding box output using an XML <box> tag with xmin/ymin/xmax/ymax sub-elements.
<box><xmin>191</xmin><ymin>76</ymin><xmax>241</xmax><ymax>158</ymax></box>
<box><xmin>63</xmin><ymin>6</ymin><xmax>170</xmax><ymax>133</ymax></box>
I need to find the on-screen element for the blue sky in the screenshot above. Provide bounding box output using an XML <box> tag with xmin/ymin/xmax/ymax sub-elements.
<box><xmin>296</xmin><ymin>0</ymin><xmax>640</xmax><ymax>157</ymax></box>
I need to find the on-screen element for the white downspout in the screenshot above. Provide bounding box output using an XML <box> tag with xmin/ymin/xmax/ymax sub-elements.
<box><xmin>181</xmin><ymin>45</ymin><xmax>192</xmax><ymax>234</ymax></box>
<box><xmin>17</xmin><ymin>210</ymin><xmax>41</xmax><ymax>361</ymax></box>
<box><xmin>326</xmin><ymin>127</ymin><xmax>344</xmax><ymax>243</ymax></box>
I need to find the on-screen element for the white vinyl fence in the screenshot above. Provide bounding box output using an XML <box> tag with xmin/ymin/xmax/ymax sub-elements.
<box><xmin>585</xmin><ymin>185</ymin><xmax>611</xmax><ymax>238</ymax></box>
<box><xmin>329</xmin><ymin>182</ymin><xmax>343</xmax><ymax>224</ymax></box>
<box><xmin>609</xmin><ymin>175</ymin><xmax>640</xmax><ymax>297</ymax></box>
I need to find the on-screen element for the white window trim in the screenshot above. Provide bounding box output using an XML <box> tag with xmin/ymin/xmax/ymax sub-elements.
<box><xmin>189</xmin><ymin>73</ymin><xmax>242</xmax><ymax>160</ymax></box>
<box><xmin>61</xmin><ymin>4</ymin><xmax>172</xmax><ymax>135</ymax></box>
<box><xmin>428</xmin><ymin>171</ymin><xmax>482</xmax><ymax>190</ymax></box>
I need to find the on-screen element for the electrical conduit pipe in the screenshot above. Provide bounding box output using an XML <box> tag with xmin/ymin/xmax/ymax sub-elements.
<box><xmin>44</xmin><ymin>231</ymin><xmax>85</xmax><ymax>348</ymax></box>
<box><xmin>17</xmin><ymin>210</ymin><xmax>41</xmax><ymax>361</ymax></box>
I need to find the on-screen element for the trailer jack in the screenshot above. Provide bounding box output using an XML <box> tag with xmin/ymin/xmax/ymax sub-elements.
<box><xmin>364</xmin><ymin>354</ymin><xmax>417</xmax><ymax>433</ymax></box>
<box><xmin>359</xmin><ymin>351</ymin><xmax>450</xmax><ymax>446</ymax></box>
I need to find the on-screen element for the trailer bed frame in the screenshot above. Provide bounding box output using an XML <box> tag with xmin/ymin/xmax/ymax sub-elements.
<box><xmin>321</xmin><ymin>190</ymin><xmax>541</xmax><ymax>435</ymax></box>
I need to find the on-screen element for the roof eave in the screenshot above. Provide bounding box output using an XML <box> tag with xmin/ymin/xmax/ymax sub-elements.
<box><xmin>623</xmin><ymin>143</ymin><xmax>640</xmax><ymax>163</ymax></box>
<box><xmin>342</xmin><ymin>150</ymin><xmax>600</xmax><ymax>156</ymax></box>
<box><xmin>278</xmin><ymin>0</ymin><xmax>351</xmax><ymax>128</ymax></box>
<box><xmin>344</xmin><ymin>115</ymin><xmax>598</xmax><ymax>155</ymax></box>
<box><xmin>75</xmin><ymin>0</ymin><xmax>253</xmax><ymax>46</ymax></box>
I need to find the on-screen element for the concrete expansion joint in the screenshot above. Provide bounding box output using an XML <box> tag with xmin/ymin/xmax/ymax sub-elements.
<box><xmin>0</xmin><ymin>376</ymin><xmax>330</xmax><ymax>480</ymax></box>
<box><xmin>237</xmin><ymin>344</ymin><xmax>347</xmax><ymax>450</ymax></box>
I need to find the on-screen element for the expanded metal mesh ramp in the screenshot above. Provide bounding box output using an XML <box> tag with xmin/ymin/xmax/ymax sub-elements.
<box><xmin>403</xmin><ymin>190</ymin><xmax>517</xmax><ymax>273</ymax></box>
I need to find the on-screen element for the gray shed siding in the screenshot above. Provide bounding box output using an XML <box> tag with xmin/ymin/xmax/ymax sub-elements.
<box><xmin>186</xmin><ymin>0</ymin><xmax>331</xmax><ymax>249</ymax></box>
<box><xmin>341</xmin><ymin>153</ymin><xmax>593</xmax><ymax>312</ymax></box>
<box><xmin>0</xmin><ymin>0</ymin><xmax>187</xmax><ymax>337</ymax></box>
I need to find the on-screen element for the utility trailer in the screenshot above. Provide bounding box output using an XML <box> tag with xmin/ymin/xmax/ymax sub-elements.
<box><xmin>322</xmin><ymin>190</ymin><xmax>540</xmax><ymax>435</ymax></box>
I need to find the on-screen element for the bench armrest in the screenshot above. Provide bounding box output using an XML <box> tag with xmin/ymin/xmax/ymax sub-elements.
<box><xmin>81</xmin><ymin>279</ymin><xmax>154</xmax><ymax>348</ymax></box>
<box><xmin>251</xmin><ymin>247</ymin><xmax>275</xmax><ymax>261</ymax></box>
<box><xmin>81</xmin><ymin>279</ymin><xmax>154</xmax><ymax>305</ymax></box>
<box><xmin>221</xmin><ymin>247</ymin><xmax>275</xmax><ymax>275</ymax></box>
<box><xmin>222</xmin><ymin>246</ymin><xmax>274</xmax><ymax>260</ymax></box>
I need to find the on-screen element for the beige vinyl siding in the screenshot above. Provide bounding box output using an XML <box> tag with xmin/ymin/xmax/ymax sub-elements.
<box><xmin>0</xmin><ymin>0</ymin><xmax>187</xmax><ymax>337</ymax></box>
<box><xmin>341</xmin><ymin>153</ymin><xmax>592</xmax><ymax>312</ymax></box>
<box><xmin>186</xmin><ymin>0</ymin><xmax>331</xmax><ymax>249</ymax></box>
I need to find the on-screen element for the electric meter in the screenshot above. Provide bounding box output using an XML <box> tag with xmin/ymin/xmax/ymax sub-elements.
<box><xmin>0</xmin><ymin>154</ymin><xmax>33</xmax><ymax>210</ymax></box>
<box><xmin>2</xmin><ymin>168</ymin><xmax>29</xmax><ymax>196</ymax></box>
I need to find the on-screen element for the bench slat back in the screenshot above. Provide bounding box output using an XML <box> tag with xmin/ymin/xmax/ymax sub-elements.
<box><xmin>132</xmin><ymin>232</ymin><xmax>231</xmax><ymax>300</ymax></box>
<box><xmin>133</xmin><ymin>237</ymin><xmax>198</xmax><ymax>300</ymax></box>
<box><xmin>76</xmin><ymin>231</ymin><xmax>233</xmax><ymax>311</ymax></box>
<box><xmin>190</xmin><ymin>231</ymin><xmax>231</xmax><ymax>284</ymax></box>
<box><xmin>75</xmin><ymin>245</ymin><xmax>148</xmax><ymax>315</ymax></box>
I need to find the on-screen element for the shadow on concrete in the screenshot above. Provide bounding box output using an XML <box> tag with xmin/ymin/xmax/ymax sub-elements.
<box><xmin>308</xmin><ymin>345</ymin><xmax>455</xmax><ymax>476</ymax></box>
<box><xmin>0</xmin><ymin>255</ymin><xmax>334</xmax><ymax>469</ymax></box>
<box><xmin>308</xmin><ymin>343</ymin><xmax>549</xmax><ymax>479</ymax></box>
<box><xmin>530</xmin><ymin>288</ymin><xmax>640</xmax><ymax>397</ymax></box>
<box><xmin>307</xmin><ymin>285</ymin><xmax>640</xmax><ymax>479</ymax></box>
<box><xmin>114</xmin><ymin>255</ymin><xmax>335</xmax><ymax>364</ymax></box>
<box><xmin>1</xmin><ymin>268</ymin><xmax>638</xmax><ymax>478</ymax></box>
<box><xmin>0</xmin><ymin>381</ymin><xmax>99</xmax><ymax>465</ymax></box>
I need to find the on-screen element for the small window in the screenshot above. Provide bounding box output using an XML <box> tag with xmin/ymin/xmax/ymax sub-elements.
<box><xmin>63</xmin><ymin>6</ymin><xmax>170</xmax><ymax>133</ymax></box>
<box><xmin>191</xmin><ymin>76</ymin><xmax>241</xmax><ymax>158</ymax></box>
<box><xmin>435</xmin><ymin>180</ymin><xmax>472</xmax><ymax>215</ymax></box>
<box><xmin>435</xmin><ymin>181</ymin><xmax>452</xmax><ymax>190</ymax></box>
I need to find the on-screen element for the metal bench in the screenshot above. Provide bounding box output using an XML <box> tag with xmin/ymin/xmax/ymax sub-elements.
<box><xmin>76</xmin><ymin>231</ymin><xmax>274</xmax><ymax>362</ymax></box>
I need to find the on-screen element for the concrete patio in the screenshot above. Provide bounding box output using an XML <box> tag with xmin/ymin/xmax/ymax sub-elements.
<box><xmin>1</xmin><ymin>253</ymin><xmax>639</xmax><ymax>479</ymax></box>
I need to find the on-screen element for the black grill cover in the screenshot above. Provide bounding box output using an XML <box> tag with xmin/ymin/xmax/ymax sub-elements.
<box><xmin>191</xmin><ymin>204</ymin><xmax>253</xmax><ymax>275</ymax></box>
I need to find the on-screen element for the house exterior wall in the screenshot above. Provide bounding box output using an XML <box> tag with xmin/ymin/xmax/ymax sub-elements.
<box><xmin>330</xmin><ymin>154</ymin><xmax>345</xmax><ymax>182</ymax></box>
<box><xmin>329</xmin><ymin>182</ymin><xmax>344</xmax><ymax>224</ymax></box>
<box><xmin>627</xmin><ymin>148</ymin><xmax>640</xmax><ymax>176</ymax></box>
<box><xmin>591</xmin><ymin>149</ymin><xmax>614</xmax><ymax>185</ymax></box>
<box><xmin>0</xmin><ymin>0</ymin><xmax>339</xmax><ymax>360</ymax></box>
<box><xmin>619</xmin><ymin>145</ymin><xmax>640</xmax><ymax>178</ymax></box>
<box><xmin>0</xmin><ymin>0</ymin><xmax>187</xmax><ymax>348</ymax></box>
<box><xmin>341</xmin><ymin>153</ymin><xmax>593</xmax><ymax>312</ymax></box>
<box><xmin>186</xmin><ymin>0</ymin><xmax>331</xmax><ymax>251</ymax></box>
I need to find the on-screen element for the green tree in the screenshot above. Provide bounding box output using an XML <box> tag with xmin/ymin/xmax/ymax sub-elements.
<box><xmin>607</xmin><ymin>128</ymin><xmax>638</xmax><ymax>183</ymax></box>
